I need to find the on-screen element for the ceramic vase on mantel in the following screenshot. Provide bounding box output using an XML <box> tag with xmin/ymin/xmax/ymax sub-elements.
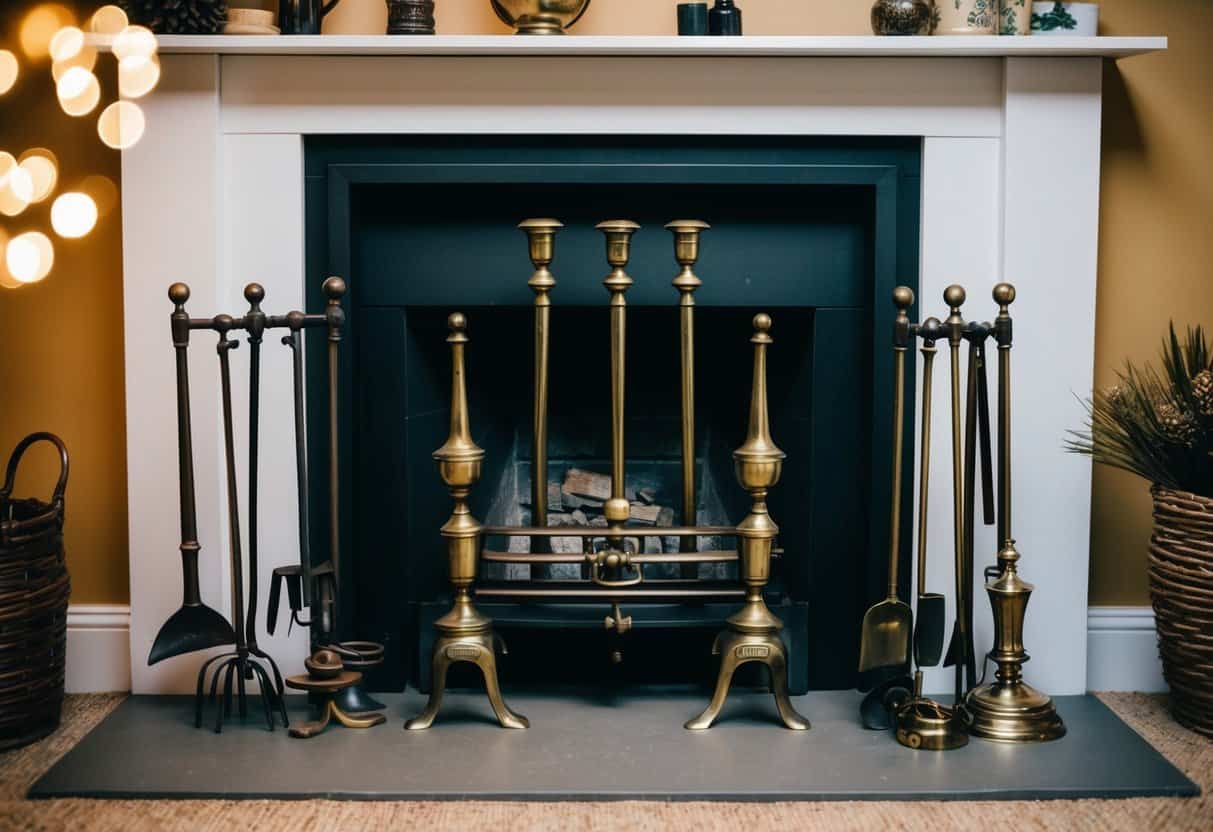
<box><xmin>1030</xmin><ymin>2</ymin><xmax>1099</xmax><ymax>36</ymax></box>
<box><xmin>871</xmin><ymin>0</ymin><xmax>933</xmax><ymax>36</ymax></box>
<box><xmin>999</xmin><ymin>0</ymin><xmax>1031</xmax><ymax>34</ymax></box>
<box><xmin>934</xmin><ymin>0</ymin><xmax>996</xmax><ymax>35</ymax></box>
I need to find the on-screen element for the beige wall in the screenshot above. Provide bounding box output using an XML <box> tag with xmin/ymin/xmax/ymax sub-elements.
<box><xmin>3</xmin><ymin>1</ymin><xmax>1207</xmax><ymax>605</ymax></box>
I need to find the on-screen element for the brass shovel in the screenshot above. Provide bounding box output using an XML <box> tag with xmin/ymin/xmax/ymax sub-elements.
<box><xmin>859</xmin><ymin>287</ymin><xmax>914</xmax><ymax>673</ymax></box>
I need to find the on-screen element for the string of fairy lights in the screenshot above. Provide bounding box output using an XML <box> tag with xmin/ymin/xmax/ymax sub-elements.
<box><xmin>0</xmin><ymin>4</ymin><xmax>159</xmax><ymax>289</ymax></box>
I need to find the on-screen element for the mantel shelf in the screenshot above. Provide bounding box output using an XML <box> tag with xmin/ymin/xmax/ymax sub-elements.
<box><xmin>144</xmin><ymin>34</ymin><xmax>1165</xmax><ymax>59</ymax></box>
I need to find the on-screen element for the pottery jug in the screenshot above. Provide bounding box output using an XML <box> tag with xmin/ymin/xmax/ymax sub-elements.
<box><xmin>935</xmin><ymin>0</ymin><xmax>996</xmax><ymax>34</ymax></box>
<box><xmin>280</xmin><ymin>0</ymin><xmax>342</xmax><ymax>35</ymax></box>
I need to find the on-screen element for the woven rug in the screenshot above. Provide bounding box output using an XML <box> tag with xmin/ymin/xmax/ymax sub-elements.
<box><xmin>0</xmin><ymin>693</ymin><xmax>1208</xmax><ymax>830</ymax></box>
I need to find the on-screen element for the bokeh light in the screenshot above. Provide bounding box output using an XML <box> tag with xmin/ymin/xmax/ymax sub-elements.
<box><xmin>51</xmin><ymin>192</ymin><xmax>98</xmax><ymax>238</ymax></box>
<box><xmin>51</xmin><ymin>44</ymin><xmax>97</xmax><ymax>82</ymax></box>
<box><xmin>18</xmin><ymin>149</ymin><xmax>59</xmax><ymax>203</ymax></box>
<box><xmin>0</xmin><ymin>50</ymin><xmax>18</xmax><ymax>96</ymax></box>
<box><xmin>97</xmin><ymin>100</ymin><xmax>146</xmax><ymax>149</ymax></box>
<box><xmin>19</xmin><ymin>4</ymin><xmax>75</xmax><ymax>61</ymax></box>
<box><xmin>80</xmin><ymin>174</ymin><xmax>119</xmax><ymax>218</ymax></box>
<box><xmin>112</xmin><ymin>25</ymin><xmax>157</xmax><ymax>62</ymax></box>
<box><xmin>89</xmin><ymin>5</ymin><xmax>128</xmax><ymax>36</ymax></box>
<box><xmin>49</xmin><ymin>25</ymin><xmax>84</xmax><ymax>62</ymax></box>
<box><xmin>56</xmin><ymin>65</ymin><xmax>100</xmax><ymax>116</ymax></box>
<box><xmin>6</xmin><ymin>231</ymin><xmax>55</xmax><ymax>284</ymax></box>
<box><xmin>0</xmin><ymin>229</ymin><xmax>20</xmax><ymax>289</ymax></box>
<box><xmin>0</xmin><ymin>153</ymin><xmax>35</xmax><ymax>217</ymax></box>
<box><xmin>118</xmin><ymin>54</ymin><xmax>160</xmax><ymax>99</ymax></box>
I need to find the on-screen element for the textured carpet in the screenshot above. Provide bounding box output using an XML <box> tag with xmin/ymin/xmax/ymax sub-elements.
<box><xmin>0</xmin><ymin>693</ymin><xmax>1208</xmax><ymax>830</ymax></box>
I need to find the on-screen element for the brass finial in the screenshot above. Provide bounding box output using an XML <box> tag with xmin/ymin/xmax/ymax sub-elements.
<box><xmin>920</xmin><ymin>316</ymin><xmax>942</xmax><ymax>346</ymax></box>
<box><xmin>944</xmin><ymin>284</ymin><xmax>966</xmax><ymax>345</ymax></box>
<box><xmin>734</xmin><ymin>313</ymin><xmax>784</xmax><ymax>470</ymax></box>
<box><xmin>168</xmin><ymin>282</ymin><xmax>190</xmax><ymax>307</ymax></box>
<box><xmin>993</xmin><ymin>282</ymin><xmax>1016</xmax><ymax>312</ymax></box>
<box><xmin>433</xmin><ymin>312</ymin><xmax>483</xmax><ymax>470</ymax></box>
<box><xmin>597</xmin><ymin>219</ymin><xmax>639</xmax><ymax>294</ymax></box>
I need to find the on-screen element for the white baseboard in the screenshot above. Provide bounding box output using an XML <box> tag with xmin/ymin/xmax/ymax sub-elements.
<box><xmin>1086</xmin><ymin>606</ymin><xmax>1168</xmax><ymax>693</ymax></box>
<box><xmin>59</xmin><ymin>604</ymin><xmax>1167</xmax><ymax>695</ymax></box>
<box><xmin>66</xmin><ymin>604</ymin><xmax>131</xmax><ymax>693</ymax></box>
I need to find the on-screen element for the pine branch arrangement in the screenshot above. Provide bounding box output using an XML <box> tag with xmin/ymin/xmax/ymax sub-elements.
<box><xmin>1066</xmin><ymin>324</ymin><xmax>1213</xmax><ymax>497</ymax></box>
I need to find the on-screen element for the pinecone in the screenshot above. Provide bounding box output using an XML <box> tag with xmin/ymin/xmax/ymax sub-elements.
<box><xmin>122</xmin><ymin>0</ymin><xmax>228</xmax><ymax>35</ymax></box>
<box><xmin>1155</xmin><ymin>400</ymin><xmax>1199</xmax><ymax>448</ymax></box>
<box><xmin>1193</xmin><ymin>370</ymin><xmax>1213</xmax><ymax>418</ymax></box>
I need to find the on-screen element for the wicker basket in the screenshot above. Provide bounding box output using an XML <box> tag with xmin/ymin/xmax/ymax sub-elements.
<box><xmin>0</xmin><ymin>433</ymin><xmax>70</xmax><ymax>752</ymax></box>
<box><xmin>1149</xmin><ymin>485</ymin><xmax>1213</xmax><ymax>739</ymax></box>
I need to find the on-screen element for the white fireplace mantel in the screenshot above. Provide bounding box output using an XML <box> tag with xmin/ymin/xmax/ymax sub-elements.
<box><xmin>121</xmin><ymin>37</ymin><xmax>1165</xmax><ymax>694</ymax></box>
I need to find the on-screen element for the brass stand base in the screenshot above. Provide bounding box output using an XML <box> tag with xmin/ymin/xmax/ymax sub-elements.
<box><xmin>964</xmin><ymin>680</ymin><xmax>1066</xmax><ymax>743</ymax></box>
<box><xmin>514</xmin><ymin>15</ymin><xmax>567</xmax><ymax>35</ymax></box>
<box><xmin>895</xmin><ymin>698</ymin><xmax>969</xmax><ymax>750</ymax></box>
<box><xmin>405</xmin><ymin>630</ymin><xmax>529</xmax><ymax>730</ymax></box>
<box><xmin>685</xmin><ymin>629</ymin><xmax>810</xmax><ymax>731</ymax></box>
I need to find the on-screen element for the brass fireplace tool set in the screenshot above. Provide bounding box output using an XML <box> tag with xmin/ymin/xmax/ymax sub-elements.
<box><xmin>406</xmin><ymin>218</ymin><xmax>809</xmax><ymax>732</ymax></box>
<box><xmin>152</xmin><ymin>279</ymin><xmax>384</xmax><ymax>737</ymax></box>
<box><xmin>860</xmin><ymin>283</ymin><xmax>1066</xmax><ymax>750</ymax></box>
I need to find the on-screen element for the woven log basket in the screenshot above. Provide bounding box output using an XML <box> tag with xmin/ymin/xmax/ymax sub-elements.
<box><xmin>1150</xmin><ymin>486</ymin><xmax>1213</xmax><ymax>739</ymax></box>
<box><xmin>0</xmin><ymin>433</ymin><xmax>70</xmax><ymax>752</ymax></box>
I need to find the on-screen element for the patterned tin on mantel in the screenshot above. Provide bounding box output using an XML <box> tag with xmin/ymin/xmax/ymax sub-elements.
<box><xmin>934</xmin><ymin>0</ymin><xmax>997</xmax><ymax>34</ymax></box>
<box><xmin>999</xmin><ymin>0</ymin><xmax>1032</xmax><ymax>34</ymax></box>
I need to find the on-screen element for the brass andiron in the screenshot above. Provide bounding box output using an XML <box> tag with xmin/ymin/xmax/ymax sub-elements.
<box><xmin>964</xmin><ymin>283</ymin><xmax>1065</xmax><ymax>742</ymax></box>
<box><xmin>668</xmin><ymin>220</ymin><xmax>709</xmax><ymax>578</ymax></box>
<box><xmin>405</xmin><ymin>313</ymin><xmax>528</xmax><ymax>730</ymax></box>
<box><xmin>685</xmin><ymin>314</ymin><xmax>810</xmax><ymax>731</ymax></box>
<box><xmin>520</xmin><ymin>219</ymin><xmax>562</xmax><ymax>574</ymax></box>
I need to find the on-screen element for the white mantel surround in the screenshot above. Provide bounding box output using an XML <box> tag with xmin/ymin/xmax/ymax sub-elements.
<box><xmin>121</xmin><ymin>35</ymin><xmax>1165</xmax><ymax>695</ymax></box>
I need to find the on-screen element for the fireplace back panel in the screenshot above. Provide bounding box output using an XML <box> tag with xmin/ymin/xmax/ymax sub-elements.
<box><xmin>304</xmin><ymin>137</ymin><xmax>921</xmax><ymax>692</ymax></box>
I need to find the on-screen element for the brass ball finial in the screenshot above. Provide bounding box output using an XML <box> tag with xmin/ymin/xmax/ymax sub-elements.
<box><xmin>753</xmin><ymin>312</ymin><xmax>772</xmax><ymax>333</ymax></box>
<box><xmin>944</xmin><ymin>284</ymin><xmax>966</xmax><ymax>309</ymax></box>
<box><xmin>921</xmin><ymin>316</ymin><xmax>943</xmax><ymax>342</ymax></box>
<box><xmin>322</xmin><ymin>276</ymin><xmax>347</xmax><ymax>300</ymax></box>
<box><xmin>448</xmin><ymin>312</ymin><xmax>466</xmax><ymax>333</ymax></box>
<box><xmin>168</xmin><ymin>282</ymin><xmax>190</xmax><ymax>305</ymax></box>
<box><xmin>892</xmin><ymin>286</ymin><xmax>914</xmax><ymax>310</ymax></box>
<box><xmin>993</xmin><ymin>282</ymin><xmax>1016</xmax><ymax>307</ymax></box>
<box><xmin>244</xmin><ymin>283</ymin><xmax>265</xmax><ymax>304</ymax></box>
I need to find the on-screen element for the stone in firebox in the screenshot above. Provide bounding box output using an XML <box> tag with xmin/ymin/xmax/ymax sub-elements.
<box><xmin>628</xmin><ymin>503</ymin><xmax>663</xmax><ymax>525</ymax></box>
<box><xmin>636</xmin><ymin>486</ymin><xmax>658</xmax><ymax>505</ymax></box>
<box><xmin>563</xmin><ymin>468</ymin><xmax>611</xmax><ymax>502</ymax></box>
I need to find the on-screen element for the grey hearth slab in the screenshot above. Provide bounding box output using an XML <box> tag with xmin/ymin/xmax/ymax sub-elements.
<box><xmin>29</xmin><ymin>691</ymin><xmax>1197</xmax><ymax>802</ymax></box>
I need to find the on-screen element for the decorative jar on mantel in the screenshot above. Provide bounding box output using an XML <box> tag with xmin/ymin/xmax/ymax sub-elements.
<box><xmin>387</xmin><ymin>0</ymin><xmax>436</xmax><ymax>34</ymax></box>
<box><xmin>871</xmin><ymin>0</ymin><xmax>933</xmax><ymax>36</ymax></box>
<box><xmin>934</xmin><ymin>0</ymin><xmax>996</xmax><ymax>35</ymax></box>
<box><xmin>999</xmin><ymin>0</ymin><xmax>1031</xmax><ymax>34</ymax></box>
<box><xmin>490</xmin><ymin>0</ymin><xmax>592</xmax><ymax>35</ymax></box>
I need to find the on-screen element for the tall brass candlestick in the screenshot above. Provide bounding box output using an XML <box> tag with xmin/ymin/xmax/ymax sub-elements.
<box><xmin>685</xmin><ymin>315</ymin><xmax>810</xmax><ymax>731</ymax></box>
<box><xmin>597</xmin><ymin>220</ymin><xmax>640</xmax><ymax>537</ymax></box>
<box><xmin>667</xmin><ymin>220</ymin><xmax>709</xmax><ymax>576</ymax></box>
<box><xmin>406</xmin><ymin>313</ymin><xmax>528</xmax><ymax>731</ymax></box>
<box><xmin>965</xmin><ymin>284</ymin><xmax>1064</xmax><ymax>742</ymax></box>
<box><xmin>519</xmin><ymin>219</ymin><xmax>562</xmax><ymax>570</ymax></box>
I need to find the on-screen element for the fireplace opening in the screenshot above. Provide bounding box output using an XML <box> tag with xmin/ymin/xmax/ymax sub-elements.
<box><xmin>304</xmin><ymin>136</ymin><xmax>921</xmax><ymax>693</ymax></box>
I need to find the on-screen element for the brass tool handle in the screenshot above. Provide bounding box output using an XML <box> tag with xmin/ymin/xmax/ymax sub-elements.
<box><xmin>597</xmin><ymin>220</ymin><xmax>640</xmax><ymax>532</ymax></box>
<box><xmin>993</xmin><ymin>283</ymin><xmax>1015</xmax><ymax>549</ymax></box>
<box><xmin>323</xmin><ymin>277</ymin><xmax>346</xmax><ymax>620</ymax></box>
<box><xmin>886</xmin><ymin>287</ymin><xmax>914</xmax><ymax>601</ymax></box>
<box><xmin>215</xmin><ymin>320</ymin><xmax>246</xmax><ymax>648</ymax></box>
<box><xmin>943</xmin><ymin>285</ymin><xmax>968</xmax><ymax>701</ymax></box>
<box><xmin>915</xmin><ymin>320</ymin><xmax>940</xmax><ymax>599</ymax></box>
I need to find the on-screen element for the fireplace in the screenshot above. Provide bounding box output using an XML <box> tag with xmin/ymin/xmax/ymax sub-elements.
<box><xmin>302</xmin><ymin>136</ymin><xmax>921</xmax><ymax>692</ymax></box>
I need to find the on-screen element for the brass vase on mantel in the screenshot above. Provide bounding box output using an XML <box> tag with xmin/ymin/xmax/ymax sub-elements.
<box><xmin>490</xmin><ymin>0</ymin><xmax>592</xmax><ymax>35</ymax></box>
<box><xmin>387</xmin><ymin>0</ymin><xmax>436</xmax><ymax>34</ymax></box>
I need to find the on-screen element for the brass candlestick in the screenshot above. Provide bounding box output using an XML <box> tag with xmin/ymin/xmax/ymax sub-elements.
<box><xmin>405</xmin><ymin>313</ymin><xmax>528</xmax><ymax>730</ymax></box>
<box><xmin>965</xmin><ymin>283</ymin><xmax>1065</xmax><ymax>742</ymax></box>
<box><xmin>598</xmin><ymin>220</ymin><xmax>640</xmax><ymax>545</ymax></box>
<box><xmin>520</xmin><ymin>219</ymin><xmax>562</xmax><ymax>573</ymax></box>
<box><xmin>685</xmin><ymin>315</ymin><xmax>810</xmax><ymax>731</ymax></box>
<box><xmin>667</xmin><ymin>220</ymin><xmax>709</xmax><ymax>577</ymax></box>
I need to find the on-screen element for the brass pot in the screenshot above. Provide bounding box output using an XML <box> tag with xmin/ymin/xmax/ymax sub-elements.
<box><xmin>491</xmin><ymin>0</ymin><xmax>592</xmax><ymax>35</ymax></box>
